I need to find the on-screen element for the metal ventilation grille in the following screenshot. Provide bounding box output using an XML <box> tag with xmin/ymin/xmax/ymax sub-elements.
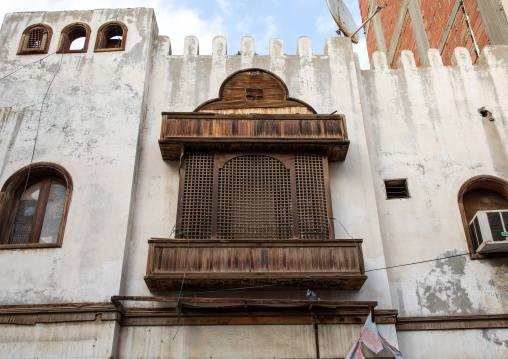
<box><xmin>27</xmin><ymin>29</ymin><xmax>44</xmax><ymax>48</ymax></box>
<box><xmin>296</xmin><ymin>155</ymin><xmax>329</xmax><ymax>239</ymax></box>
<box><xmin>385</xmin><ymin>179</ymin><xmax>409</xmax><ymax>199</ymax></box>
<box><xmin>218</xmin><ymin>155</ymin><xmax>293</xmax><ymax>240</ymax></box>
<box><xmin>469</xmin><ymin>217</ymin><xmax>482</xmax><ymax>249</ymax></box>
<box><xmin>179</xmin><ymin>153</ymin><xmax>214</xmax><ymax>239</ymax></box>
<box><xmin>487</xmin><ymin>212</ymin><xmax>506</xmax><ymax>242</ymax></box>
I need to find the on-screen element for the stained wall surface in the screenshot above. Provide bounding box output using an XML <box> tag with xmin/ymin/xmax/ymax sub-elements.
<box><xmin>117</xmin><ymin>324</ymin><xmax>398</xmax><ymax>359</ymax></box>
<box><xmin>0</xmin><ymin>321</ymin><xmax>119</xmax><ymax>358</ymax></box>
<box><xmin>0</xmin><ymin>8</ymin><xmax>156</xmax><ymax>304</ymax></box>
<box><xmin>360</xmin><ymin>47</ymin><xmax>508</xmax><ymax>316</ymax></box>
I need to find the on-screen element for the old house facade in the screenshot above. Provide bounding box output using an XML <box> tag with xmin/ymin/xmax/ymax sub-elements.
<box><xmin>0</xmin><ymin>8</ymin><xmax>507</xmax><ymax>358</ymax></box>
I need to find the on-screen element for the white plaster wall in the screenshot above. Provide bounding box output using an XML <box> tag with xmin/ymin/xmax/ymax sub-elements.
<box><xmin>118</xmin><ymin>323</ymin><xmax>399</xmax><ymax>359</ymax></box>
<box><xmin>0</xmin><ymin>8</ymin><xmax>155</xmax><ymax>303</ymax></box>
<box><xmin>359</xmin><ymin>47</ymin><xmax>508</xmax><ymax>316</ymax></box>
<box><xmin>398</xmin><ymin>328</ymin><xmax>508</xmax><ymax>358</ymax></box>
<box><xmin>123</xmin><ymin>35</ymin><xmax>394</xmax><ymax>309</ymax></box>
<box><xmin>0</xmin><ymin>321</ymin><xmax>119</xmax><ymax>358</ymax></box>
<box><xmin>119</xmin><ymin>324</ymin><xmax>310</xmax><ymax>359</ymax></box>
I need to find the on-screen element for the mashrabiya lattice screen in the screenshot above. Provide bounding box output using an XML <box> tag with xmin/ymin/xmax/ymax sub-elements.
<box><xmin>177</xmin><ymin>153</ymin><xmax>330</xmax><ymax>240</ymax></box>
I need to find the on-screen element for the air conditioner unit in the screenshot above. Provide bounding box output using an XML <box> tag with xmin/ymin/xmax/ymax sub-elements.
<box><xmin>469</xmin><ymin>210</ymin><xmax>508</xmax><ymax>254</ymax></box>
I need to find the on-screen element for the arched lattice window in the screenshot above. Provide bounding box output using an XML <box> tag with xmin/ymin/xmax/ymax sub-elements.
<box><xmin>94</xmin><ymin>21</ymin><xmax>128</xmax><ymax>52</ymax></box>
<box><xmin>458</xmin><ymin>175</ymin><xmax>508</xmax><ymax>257</ymax></box>
<box><xmin>17</xmin><ymin>24</ymin><xmax>53</xmax><ymax>55</ymax></box>
<box><xmin>57</xmin><ymin>23</ymin><xmax>91</xmax><ymax>53</ymax></box>
<box><xmin>0</xmin><ymin>163</ymin><xmax>72</xmax><ymax>248</ymax></box>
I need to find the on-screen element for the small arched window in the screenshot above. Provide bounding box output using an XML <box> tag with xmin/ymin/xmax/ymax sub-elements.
<box><xmin>57</xmin><ymin>23</ymin><xmax>91</xmax><ymax>53</ymax></box>
<box><xmin>458</xmin><ymin>175</ymin><xmax>508</xmax><ymax>257</ymax></box>
<box><xmin>17</xmin><ymin>24</ymin><xmax>53</xmax><ymax>55</ymax></box>
<box><xmin>0</xmin><ymin>163</ymin><xmax>72</xmax><ymax>248</ymax></box>
<box><xmin>94</xmin><ymin>21</ymin><xmax>128</xmax><ymax>52</ymax></box>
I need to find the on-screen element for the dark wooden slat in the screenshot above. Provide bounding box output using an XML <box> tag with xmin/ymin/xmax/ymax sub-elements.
<box><xmin>144</xmin><ymin>240</ymin><xmax>367</xmax><ymax>291</ymax></box>
<box><xmin>159</xmin><ymin>113</ymin><xmax>349</xmax><ymax>162</ymax></box>
<box><xmin>161</xmin><ymin>117</ymin><xmax>346</xmax><ymax>139</ymax></box>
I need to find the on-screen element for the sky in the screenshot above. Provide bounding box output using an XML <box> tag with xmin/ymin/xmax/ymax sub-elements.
<box><xmin>0</xmin><ymin>0</ymin><xmax>370</xmax><ymax>69</ymax></box>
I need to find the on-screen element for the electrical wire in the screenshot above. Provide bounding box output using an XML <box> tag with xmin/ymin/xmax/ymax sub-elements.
<box><xmin>0</xmin><ymin>52</ymin><xmax>57</xmax><ymax>81</ymax></box>
<box><xmin>21</xmin><ymin>49</ymin><xmax>65</xmax><ymax>196</ymax></box>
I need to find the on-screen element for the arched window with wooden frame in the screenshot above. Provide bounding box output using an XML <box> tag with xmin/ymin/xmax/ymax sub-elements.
<box><xmin>57</xmin><ymin>22</ymin><xmax>91</xmax><ymax>53</ymax></box>
<box><xmin>17</xmin><ymin>24</ymin><xmax>53</xmax><ymax>55</ymax></box>
<box><xmin>458</xmin><ymin>175</ymin><xmax>508</xmax><ymax>258</ymax></box>
<box><xmin>94</xmin><ymin>21</ymin><xmax>128</xmax><ymax>52</ymax></box>
<box><xmin>0</xmin><ymin>163</ymin><xmax>72</xmax><ymax>249</ymax></box>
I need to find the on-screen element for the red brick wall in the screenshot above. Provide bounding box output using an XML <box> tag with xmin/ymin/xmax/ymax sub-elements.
<box><xmin>392</xmin><ymin>12</ymin><xmax>420</xmax><ymax>68</ymax></box>
<box><xmin>418</xmin><ymin>0</ymin><xmax>456</xmax><ymax>48</ymax></box>
<box><xmin>366</xmin><ymin>22</ymin><xmax>378</xmax><ymax>61</ymax></box>
<box><xmin>359</xmin><ymin>0</ymin><xmax>370</xmax><ymax>21</ymax></box>
<box><xmin>380</xmin><ymin>1</ymin><xmax>403</xmax><ymax>51</ymax></box>
<box><xmin>359</xmin><ymin>0</ymin><xmax>490</xmax><ymax>67</ymax></box>
<box><xmin>441</xmin><ymin>0</ymin><xmax>489</xmax><ymax>65</ymax></box>
<box><xmin>359</xmin><ymin>0</ymin><xmax>379</xmax><ymax>61</ymax></box>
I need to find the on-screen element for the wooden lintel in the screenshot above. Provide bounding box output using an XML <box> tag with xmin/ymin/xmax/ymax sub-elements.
<box><xmin>1</xmin><ymin>301</ymin><xmax>506</xmax><ymax>331</ymax></box>
<box><xmin>159</xmin><ymin>141</ymin><xmax>350</xmax><ymax>162</ymax></box>
<box><xmin>161</xmin><ymin>113</ymin><xmax>345</xmax><ymax>120</ymax></box>
<box><xmin>396</xmin><ymin>313</ymin><xmax>508</xmax><ymax>331</ymax></box>
<box><xmin>111</xmin><ymin>296</ymin><xmax>377</xmax><ymax>308</ymax></box>
<box><xmin>148</xmin><ymin>238</ymin><xmax>363</xmax><ymax>246</ymax></box>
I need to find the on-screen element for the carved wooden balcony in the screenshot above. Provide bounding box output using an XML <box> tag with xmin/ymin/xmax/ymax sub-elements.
<box><xmin>159</xmin><ymin>113</ymin><xmax>350</xmax><ymax>162</ymax></box>
<box><xmin>144</xmin><ymin>239</ymin><xmax>366</xmax><ymax>291</ymax></box>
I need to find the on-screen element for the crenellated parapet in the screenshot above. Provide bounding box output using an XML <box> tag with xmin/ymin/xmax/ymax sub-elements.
<box><xmin>158</xmin><ymin>34</ymin><xmax>508</xmax><ymax>73</ymax></box>
<box><xmin>370</xmin><ymin>45</ymin><xmax>508</xmax><ymax>71</ymax></box>
<box><xmin>160</xmin><ymin>35</ymin><xmax>346</xmax><ymax>60</ymax></box>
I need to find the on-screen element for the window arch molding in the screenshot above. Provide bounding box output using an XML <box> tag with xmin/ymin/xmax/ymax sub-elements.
<box><xmin>458</xmin><ymin>174</ymin><xmax>508</xmax><ymax>258</ymax></box>
<box><xmin>57</xmin><ymin>22</ymin><xmax>91</xmax><ymax>53</ymax></box>
<box><xmin>0</xmin><ymin>162</ymin><xmax>73</xmax><ymax>249</ymax></box>
<box><xmin>94</xmin><ymin>21</ymin><xmax>128</xmax><ymax>52</ymax></box>
<box><xmin>17</xmin><ymin>23</ymin><xmax>53</xmax><ymax>55</ymax></box>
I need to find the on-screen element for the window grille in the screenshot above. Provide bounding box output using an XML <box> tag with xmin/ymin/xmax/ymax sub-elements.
<box><xmin>296</xmin><ymin>154</ymin><xmax>330</xmax><ymax>239</ymax></box>
<box><xmin>179</xmin><ymin>153</ymin><xmax>214</xmax><ymax>239</ymax></box>
<box><xmin>218</xmin><ymin>155</ymin><xmax>293</xmax><ymax>240</ymax></box>
<box><xmin>27</xmin><ymin>29</ymin><xmax>44</xmax><ymax>48</ymax></box>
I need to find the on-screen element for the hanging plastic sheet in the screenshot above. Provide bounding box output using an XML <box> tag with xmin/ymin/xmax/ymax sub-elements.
<box><xmin>345</xmin><ymin>313</ymin><xmax>403</xmax><ymax>359</ymax></box>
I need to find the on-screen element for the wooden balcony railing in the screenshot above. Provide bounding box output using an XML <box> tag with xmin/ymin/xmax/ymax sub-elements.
<box><xmin>144</xmin><ymin>239</ymin><xmax>366</xmax><ymax>291</ymax></box>
<box><xmin>159</xmin><ymin>113</ymin><xmax>350</xmax><ymax>161</ymax></box>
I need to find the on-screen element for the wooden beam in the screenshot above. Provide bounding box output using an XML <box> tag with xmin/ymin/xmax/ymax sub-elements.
<box><xmin>396</xmin><ymin>313</ymin><xmax>508</xmax><ymax>331</ymax></box>
<box><xmin>111</xmin><ymin>296</ymin><xmax>378</xmax><ymax>307</ymax></box>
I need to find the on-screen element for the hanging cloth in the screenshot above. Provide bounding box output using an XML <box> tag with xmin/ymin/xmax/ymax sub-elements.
<box><xmin>345</xmin><ymin>313</ymin><xmax>403</xmax><ymax>359</ymax></box>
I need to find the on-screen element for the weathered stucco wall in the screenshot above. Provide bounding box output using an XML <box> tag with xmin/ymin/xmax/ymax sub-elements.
<box><xmin>117</xmin><ymin>323</ymin><xmax>397</xmax><ymax>359</ymax></box>
<box><xmin>398</xmin><ymin>328</ymin><xmax>508</xmax><ymax>358</ymax></box>
<box><xmin>0</xmin><ymin>321</ymin><xmax>119</xmax><ymax>358</ymax></box>
<box><xmin>0</xmin><ymin>8</ymin><xmax>155</xmax><ymax>304</ymax></box>
<box><xmin>360</xmin><ymin>46</ymin><xmax>508</xmax><ymax>317</ymax></box>
<box><xmin>123</xmin><ymin>35</ymin><xmax>394</xmax><ymax>308</ymax></box>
